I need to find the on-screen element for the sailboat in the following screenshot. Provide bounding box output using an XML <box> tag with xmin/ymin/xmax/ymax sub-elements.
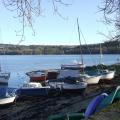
<box><xmin>47</xmin><ymin>19</ymin><xmax>88</xmax><ymax>91</ymax></box>
<box><xmin>76</xmin><ymin>18</ymin><xmax>101</xmax><ymax>84</ymax></box>
<box><xmin>99</xmin><ymin>44</ymin><xmax>115</xmax><ymax>80</ymax></box>
<box><xmin>48</xmin><ymin>18</ymin><xmax>101</xmax><ymax>86</ymax></box>
<box><xmin>61</xmin><ymin>19</ymin><xmax>86</xmax><ymax>70</ymax></box>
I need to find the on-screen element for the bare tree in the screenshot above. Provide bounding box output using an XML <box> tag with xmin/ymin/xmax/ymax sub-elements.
<box><xmin>100</xmin><ymin>0</ymin><xmax>120</xmax><ymax>29</ymax></box>
<box><xmin>2</xmin><ymin>0</ymin><xmax>71</xmax><ymax>44</ymax></box>
<box><xmin>98</xmin><ymin>0</ymin><xmax>120</xmax><ymax>43</ymax></box>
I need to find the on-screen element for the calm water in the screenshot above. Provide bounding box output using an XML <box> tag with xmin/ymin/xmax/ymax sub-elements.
<box><xmin>0</xmin><ymin>54</ymin><xmax>119</xmax><ymax>88</ymax></box>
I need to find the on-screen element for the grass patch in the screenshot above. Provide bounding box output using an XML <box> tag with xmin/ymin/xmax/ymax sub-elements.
<box><xmin>101</xmin><ymin>100</ymin><xmax>120</xmax><ymax>112</ymax></box>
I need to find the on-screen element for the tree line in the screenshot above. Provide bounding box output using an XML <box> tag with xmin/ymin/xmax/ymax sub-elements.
<box><xmin>0</xmin><ymin>40</ymin><xmax>120</xmax><ymax>55</ymax></box>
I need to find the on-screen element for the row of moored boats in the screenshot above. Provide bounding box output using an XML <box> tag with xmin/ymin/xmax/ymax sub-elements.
<box><xmin>24</xmin><ymin>63</ymin><xmax>115</xmax><ymax>94</ymax></box>
<box><xmin>0</xmin><ymin>63</ymin><xmax>115</xmax><ymax>105</ymax></box>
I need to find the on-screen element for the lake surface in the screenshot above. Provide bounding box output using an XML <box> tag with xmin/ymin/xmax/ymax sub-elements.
<box><xmin>0</xmin><ymin>54</ymin><xmax>119</xmax><ymax>88</ymax></box>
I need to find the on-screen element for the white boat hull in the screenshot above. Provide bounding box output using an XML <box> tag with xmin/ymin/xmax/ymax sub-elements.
<box><xmin>48</xmin><ymin>81</ymin><xmax>87</xmax><ymax>91</ymax></box>
<box><xmin>48</xmin><ymin>82</ymin><xmax>64</xmax><ymax>89</ymax></box>
<box><xmin>100</xmin><ymin>71</ymin><xmax>115</xmax><ymax>80</ymax></box>
<box><xmin>62</xmin><ymin>82</ymin><xmax>87</xmax><ymax>90</ymax></box>
<box><xmin>86</xmin><ymin>75</ymin><xmax>101</xmax><ymax>85</ymax></box>
<box><xmin>0</xmin><ymin>96</ymin><xmax>16</xmax><ymax>105</ymax></box>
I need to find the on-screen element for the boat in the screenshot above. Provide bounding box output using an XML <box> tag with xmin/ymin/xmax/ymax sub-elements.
<box><xmin>62</xmin><ymin>82</ymin><xmax>87</xmax><ymax>92</ymax></box>
<box><xmin>98</xmin><ymin>44</ymin><xmax>115</xmax><ymax>80</ymax></box>
<box><xmin>48</xmin><ymin>77</ymin><xmax>87</xmax><ymax>92</ymax></box>
<box><xmin>49</xmin><ymin>82</ymin><xmax>87</xmax><ymax>92</ymax></box>
<box><xmin>57</xmin><ymin>69</ymin><xmax>80</xmax><ymax>79</ymax></box>
<box><xmin>84</xmin><ymin>75</ymin><xmax>101</xmax><ymax>85</ymax></box>
<box><xmin>49</xmin><ymin>19</ymin><xmax>101</xmax><ymax>85</ymax></box>
<box><xmin>79</xmin><ymin>74</ymin><xmax>101</xmax><ymax>85</ymax></box>
<box><xmin>57</xmin><ymin>69</ymin><xmax>101</xmax><ymax>85</ymax></box>
<box><xmin>61</xmin><ymin>62</ymin><xmax>86</xmax><ymax>70</ymax></box>
<box><xmin>61</xmin><ymin>18</ymin><xmax>86</xmax><ymax>71</ymax></box>
<box><xmin>48</xmin><ymin>113</ymin><xmax>84</xmax><ymax>120</ymax></box>
<box><xmin>26</xmin><ymin>70</ymin><xmax>59</xmax><ymax>82</ymax></box>
<box><xmin>48</xmin><ymin>93</ymin><xmax>108</xmax><ymax>120</ymax></box>
<box><xmin>0</xmin><ymin>87</ymin><xmax>16</xmax><ymax>105</ymax></box>
<box><xmin>96</xmin><ymin>86</ymin><xmax>120</xmax><ymax>112</ymax></box>
<box><xmin>0</xmin><ymin>69</ymin><xmax>10</xmax><ymax>84</ymax></box>
<box><xmin>26</xmin><ymin>70</ymin><xmax>47</xmax><ymax>82</ymax></box>
<box><xmin>82</xmin><ymin>75</ymin><xmax>101</xmax><ymax>85</ymax></box>
<box><xmin>0</xmin><ymin>95</ymin><xmax>16</xmax><ymax>105</ymax></box>
<box><xmin>99</xmin><ymin>69</ymin><xmax>115</xmax><ymax>80</ymax></box>
<box><xmin>84</xmin><ymin>93</ymin><xmax>108</xmax><ymax>118</ymax></box>
<box><xmin>75</xmin><ymin>18</ymin><xmax>101</xmax><ymax>84</ymax></box>
<box><xmin>16</xmin><ymin>82</ymin><xmax>51</xmax><ymax>97</ymax></box>
<box><xmin>59</xmin><ymin>19</ymin><xmax>101</xmax><ymax>85</ymax></box>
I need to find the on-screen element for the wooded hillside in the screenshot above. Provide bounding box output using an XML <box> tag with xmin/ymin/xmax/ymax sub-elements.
<box><xmin>0</xmin><ymin>40</ymin><xmax>120</xmax><ymax>55</ymax></box>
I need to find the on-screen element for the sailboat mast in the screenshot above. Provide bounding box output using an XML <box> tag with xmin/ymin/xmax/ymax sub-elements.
<box><xmin>77</xmin><ymin>18</ymin><xmax>83</xmax><ymax>65</ymax></box>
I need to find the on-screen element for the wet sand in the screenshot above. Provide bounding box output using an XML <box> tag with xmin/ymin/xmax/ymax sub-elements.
<box><xmin>0</xmin><ymin>78</ymin><xmax>120</xmax><ymax>120</ymax></box>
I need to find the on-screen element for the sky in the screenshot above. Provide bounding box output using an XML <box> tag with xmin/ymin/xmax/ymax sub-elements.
<box><xmin>0</xmin><ymin>0</ymin><xmax>115</xmax><ymax>45</ymax></box>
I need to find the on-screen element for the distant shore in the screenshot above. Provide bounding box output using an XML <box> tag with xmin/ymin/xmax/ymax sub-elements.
<box><xmin>0</xmin><ymin>40</ymin><xmax>120</xmax><ymax>55</ymax></box>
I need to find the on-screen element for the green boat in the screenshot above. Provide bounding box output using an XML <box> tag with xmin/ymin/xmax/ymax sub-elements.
<box><xmin>96</xmin><ymin>86</ymin><xmax>120</xmax><ymax>112</ymax></box>
<box><xmin>48</xmin><ymin>113</ymin><xmax>84</xmax><ymax>120</ymax></box>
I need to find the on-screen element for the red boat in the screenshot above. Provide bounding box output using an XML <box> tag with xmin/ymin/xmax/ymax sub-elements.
<box><xmin>26</xmin><ymin>70</ymin><xmax>59</xmax><ymax>82</ymax></box>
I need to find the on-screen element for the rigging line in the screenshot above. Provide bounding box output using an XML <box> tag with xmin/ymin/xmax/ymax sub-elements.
<box><xmin>97</xmin><ymin>33</ymin><xmax>107</xmax><ymax>70</ymax></box>
<box><xmin>77</xmin><ymin>18</ymin><xmax>83</xmax><ymax>65</ymax></box>
<box><xmin>77</xmin><ymin>23</ymin><xmax>100</xmax><ymax>70</ymax></box>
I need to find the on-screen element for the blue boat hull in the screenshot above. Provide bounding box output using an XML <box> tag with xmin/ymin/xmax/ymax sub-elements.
<box><xmin>16</xmin><ymin>88</ymin><xmax>50</xmax><ymax>97</ymax></box>
<box><xmin>85</xmin><ymin>93</ymin><xmax>108</xmax><ymax>118</ymax></box>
